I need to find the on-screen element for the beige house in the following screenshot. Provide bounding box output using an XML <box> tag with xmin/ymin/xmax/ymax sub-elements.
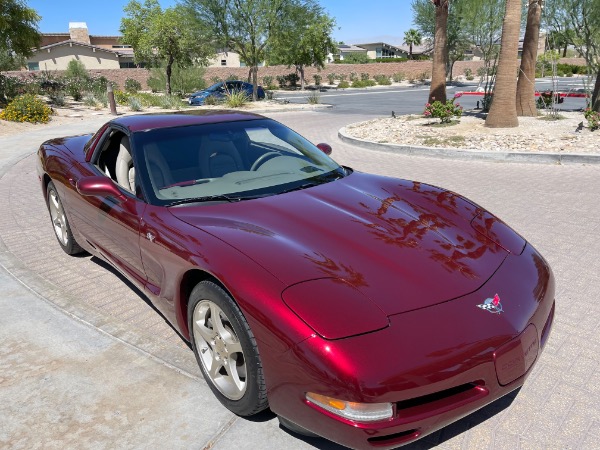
<box><xmin>27</xmin><ymin>22</ymin><xmax>135</xmax><ymax>71</ymax></box>
<box><xmin>208</xmin><ymin>51</ymin><xmax>242</xmax><ymax>68</ymax></box>
<box><xmin>354</xmin><ymin>42</ymin><xmax>409</xmax><ymax>59</ymax></box>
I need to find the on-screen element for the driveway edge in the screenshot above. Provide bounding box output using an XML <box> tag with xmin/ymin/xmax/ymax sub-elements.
<box><xmin>338</xmin><ymin>127</ymin><xmax>600</xmax><ymax>165</ymax></box>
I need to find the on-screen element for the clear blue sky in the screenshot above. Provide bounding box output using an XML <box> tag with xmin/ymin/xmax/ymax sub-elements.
<box><xmin>26</xmin><ymin>0</ymin><xmax>415</xmax><ymax>46</ymax></box>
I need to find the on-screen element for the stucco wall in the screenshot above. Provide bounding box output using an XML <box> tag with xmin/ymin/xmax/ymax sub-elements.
<box><xmin>29</xmin><ymin>45</ymin><xmax>122</xmax><ymax>70</ymax></box>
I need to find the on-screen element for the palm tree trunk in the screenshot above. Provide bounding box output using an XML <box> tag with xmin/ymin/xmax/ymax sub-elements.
<box><xmin>429</xmin><ymin>0</ymin><xmax>449</xmax><ymax>104</ymax></box>
<box><xmin>485</xmin><ymin>0</ymin><xmax>522</xmax><ymax>128</ymax></box>
<box><xmin>592</xmin><ymin>70</ymin><xmax>600</xmax><ymax>112</ymax></box>
<box><xmin>516</xmin><ymin>0</ymin><xmax>543</xmax><ymax>117</ymax></box>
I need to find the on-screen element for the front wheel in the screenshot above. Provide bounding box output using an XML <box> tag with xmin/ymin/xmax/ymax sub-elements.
<box><xmin>46</xmin><ymin>181</ymin><xmax>84</xmax><ymax>255</ymax></box>
<box><xmin>188</xmin><ymin>280</ymin><xmax>268</xmax><ymax>416</ymax></box>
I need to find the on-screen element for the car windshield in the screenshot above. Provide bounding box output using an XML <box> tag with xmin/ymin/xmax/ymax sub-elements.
<box><xmin>133</xmin><ymin>118</ymin><xmax>345</xmax><ymax>206</ymax></box>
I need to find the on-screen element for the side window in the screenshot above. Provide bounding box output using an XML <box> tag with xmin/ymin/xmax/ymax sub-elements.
<box><xmin>94</xmin><ymin>129</ymin><xmax>136</xmax><ymax>193</ymax></box>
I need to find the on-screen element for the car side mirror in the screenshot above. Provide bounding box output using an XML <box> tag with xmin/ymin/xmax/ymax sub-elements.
<box><xmin>316</xmin><ymin>143</ymin><xmax>332</xmax><ymax>156</ymax></box>
<box><xmin>77</xmin><ymin>176</ymin><xmax>126</xmax><ymax>200</ymax></box>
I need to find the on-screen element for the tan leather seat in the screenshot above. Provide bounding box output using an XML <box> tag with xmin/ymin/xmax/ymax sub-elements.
<box><xmin>144</xmin><ymin>143</ymin><xmax>174</xmax><ymax>190</ymax></box>
<box><xmin>199</xmin><ymin>135</ymin><xmax>244</xmax><ymax>178</ymax></box>
<box><xmin>115</xmin><ymin>136</ymin><xmax>135</xmax><ymax>193</ymax></box>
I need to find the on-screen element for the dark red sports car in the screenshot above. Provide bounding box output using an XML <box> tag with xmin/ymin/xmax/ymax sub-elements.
<box><xmin>37</xmin><ymin>110</ymin><xmax>555</xmax><ymax>449</ymax></box>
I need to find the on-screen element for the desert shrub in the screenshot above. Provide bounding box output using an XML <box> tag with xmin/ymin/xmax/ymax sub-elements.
<box><xmin>392</xmin><ymin>72</ymin><xmax>406</xmax><ymax>82</ymax></box>
<box><xmin>113</xmin><ymin>90</ymin><xmax>130</xmax><ymax>105</ymax></box>
<box><xmin>225</xmin><ymin>90</ymin><xmax>249</xmax><ymax>107</ymax></box>
<box><xmin>584</xmin><ymin>108</ymin><xmax>599</xmax><ymax>130</ymax></box>
<box><xmin>83</xmin><ymin>94</ymin><xmax>97</xmax><ymax>108</ymax></box>
<box><xmin>125</xmin><ymin>78</ymin><xmax>142</xmax><ymax>93</ymax></box>
<box><xmin>313</xmin><ymin>74</ymin><xmax>322</xmax><ymax>85</ymax></box>
<box><xmin>326</xmin><ymin>73</ymin><xmax>336</xmax><ymax>84</ymax></box>
<box><xmin>262</xmin><ymin>75</ymin><xmax>274</xmax><ymax>88</ymax></box>
<box><xmin>225</xmin><ymin>73</ymin><xmax>238</xmax><ymax>81</ymax></box>
<box><xmin>285</xmin><ymin>73</ymin><xmax>300</xmax><ymax>87</ymax></box>
<box><xmin>128</xmin><ymin>96</ymin><xmax>143</xmax><ymax>111</ymax></box>
<box><xmin>418</xmin><ymin>72</ymin><xmax>429</xmax><ymax>82</ymax></box>
<box><xmin>210</xmin><ymin>76</ymin><xmax>222</xmax><ymax>84</ymax></box>
<box><xmin>306</xmin><ymin>91</ymin><xmax>320</xmax><ymax>104</ymax></box>
<box><xmin>373</xmin><ymin>57</ymin><xmax>408</xmax><ymax>63</ymax></box>
<box><xmin>337</xmin><ymin>53</ymin><xmax>369</xmax><ymax>64</ymax></box>
<box><xmin>0</xmin><ymin>94</ymin><xmax>52</xmax><ymax>123</ymax></box>
<box><xmin>87</xmin><ymin>76</ymin><xmax>110</xmax><ymax>96</ymax></box>
<box><xmin>65</xmin><ymin>59</ymin><xmax>88</xmax><ymax>80</ymax></box>
<box><xmin>349</xmin><ymin>72</ymin><xmax>358</xmax><ymax>82</ymax></box>
<box><xmin>160</xmin><ymin>94</ymin><xmax>185</xmax><ymax>110</ymax></box>
<box><xmin>360</xmin><ymin>72</ymin><xmax>370</xmax><ymax>81</ymax></box>
<box><xmin>276</xmin><ymin>75</ymin><xmax>287</xmax><ymax>88</ymax></box>
<box><xmin>204</xmin><ymin>94</ymin><xmax>221</xmax><ymax>105</ymax></box>
<box><xmin>464</xmin><ymin>68</ymin><xmax>474</xmax><ymax>80</ymax></box>
<box><xmin>423</xmin><ymin>97</ymin><xmax>463</xmax><ymax>124</ymax></box>
<box><xmin>374</xmin><ymin>74</ymin><xmax>391</xmax><ymax>85</ymax></box>
<box><xmin>352</xmin><ymin>79</ymin><xmax>376</xmax><ymax>88</ymax></box>
<box><xmin>147</xmin><ymin>65</ymin><xmax>206</xmax><ymax>95</ymax></box>
<box><xmin>337</xmin><ymin>80</ymin><xmax>350</xmax><ymax>88</ymax></box>
<box><xmin>94</xmin><ymin>92</ymin><xmax>108</xmax><ymax>107</ymax></box>
<box><xmin>338</xmin><ymin>74</ymin><xmax>347</xmax><ymax>82</ymax></box>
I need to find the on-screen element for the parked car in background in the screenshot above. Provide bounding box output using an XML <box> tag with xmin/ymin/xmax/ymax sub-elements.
<box><xmin>188</xmin><ymin>81</ymin><xmax>265</xmax><ymax>105</ymax></box>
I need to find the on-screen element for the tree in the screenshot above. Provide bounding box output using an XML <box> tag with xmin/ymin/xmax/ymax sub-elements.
<box><xmin>485</xmin><ymin>0</ymin><xmax>522</xmax><ymax>128</ymax></box>
<box><xmin>0</xmin><ymin>0</ymin><xmax>41</xmax><ymax>70</ymax></box>
<box><xmin>516</xmin><ymin>0</ymin><xmax>544</xmax><ymax>117</ymax></box>
<box><xmin>545</xmin><ymin>0</ymin><xmax>600</xmax><ymax>111</ymax></box>
<box><xmin>184</xmin><ymin>0</ymin><xmax>294</xmax><ymax>101</ymax></box>
<box><xmin>120</xmin><ymin>0</ymin><xmax>212</xmax><ymax>94</ymax></box>
<box><xmin>429</xmin><ymin>0</ymin><xmax>450</xmax><ymax>104</ymax></box>
<box><xmin>267</xmin><ymin>1</ymin><xmax>336</xmax><ymax>90</ymax></box>
<box><xmin>403</xmin><ymin>29</ymin><xmax>422</xmax><ymax>59</ymax></box>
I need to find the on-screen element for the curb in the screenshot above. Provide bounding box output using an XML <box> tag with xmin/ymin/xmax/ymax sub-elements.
<box><xmin>338</xmin><ymin>127</ymin><xmax>600</xmax><ymax>165</ymax></box>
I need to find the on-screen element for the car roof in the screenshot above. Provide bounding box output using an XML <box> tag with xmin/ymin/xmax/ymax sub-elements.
<box><xmin>111</xmin><ymin>110</ymin><xmax>265</xmax><ymax>132</ymax></box>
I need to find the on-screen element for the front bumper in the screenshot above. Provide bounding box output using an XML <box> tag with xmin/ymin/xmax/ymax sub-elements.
<box><xmin>266</xmin><ymin>243</ymin><xmax>555</xmax><ymax>449</ymax></box>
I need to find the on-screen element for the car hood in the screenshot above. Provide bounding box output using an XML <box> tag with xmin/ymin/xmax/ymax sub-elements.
<box><xmin>169</xmin><ymin>172</ymin><xmax>510</xmax><ymax>316</ymax></box>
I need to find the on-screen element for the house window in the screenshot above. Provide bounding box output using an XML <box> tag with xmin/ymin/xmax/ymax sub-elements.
<box><xmin>221</xmin><ymin>59</ymin><xmax>227</xmax><ymax>66</ymax></box>
<box><xmin>27</xmin><ymin>62</ymin><xmax>39</xmax><ymax>71</ymax></box>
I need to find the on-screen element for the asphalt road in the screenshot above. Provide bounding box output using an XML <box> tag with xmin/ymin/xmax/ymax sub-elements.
<box><xmin>274</xmin><ymin>77</ymin><xmax>590</xmax><ymax>116</ymax></box>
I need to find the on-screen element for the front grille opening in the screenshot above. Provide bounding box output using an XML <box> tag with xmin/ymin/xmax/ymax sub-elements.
<box><xmin>367</xmin><ymin>428</ymin><xmax>419</xmax><ymax>445</ymax></box>
<box><xmin>397</xmin><ymin>382</ymin><xmax>484</xmax><ymax>416</ymax></box>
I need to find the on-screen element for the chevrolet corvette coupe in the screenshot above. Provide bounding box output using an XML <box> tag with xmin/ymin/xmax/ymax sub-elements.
<box><xmin>37</xmin><ymin>111</ymin><xmax>555</xmax><ymax>449</ymax></box>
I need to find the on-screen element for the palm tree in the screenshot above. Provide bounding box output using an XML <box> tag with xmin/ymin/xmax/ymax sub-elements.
<box><xmin>429</xmin><ymin>0</ymin><xmax>449</xmax><ymax>104</ymax></box>
<box><xmin>516</xmin><ymin>0</ymin><xmax>544</xmax><ymax>117</ymax></box>
<box><xmin>403</xmin><ymin>29</ymin><xmax>422</xmax><ymax>60</ymax></box>
<box><xmin>485</xmin><ymin>0</ymin><xmax>522</xmax><ymax>128</ymax></box>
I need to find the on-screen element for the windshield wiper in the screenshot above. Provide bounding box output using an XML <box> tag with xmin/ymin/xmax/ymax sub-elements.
<box><xmin>279</xmin><ymin>182</ymin><xmax>319</xmax><ymax>195</ymax></box>
<box><xmin>167</xmin><ymin>194</ymin><xmax>239</xmax><ymax>207</ymax></box>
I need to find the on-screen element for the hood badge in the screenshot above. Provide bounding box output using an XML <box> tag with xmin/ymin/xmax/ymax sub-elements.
<box><xmin>477</xmin><ymin>294</ymin><xmax>503</xmax><ymax>314</ymax></box>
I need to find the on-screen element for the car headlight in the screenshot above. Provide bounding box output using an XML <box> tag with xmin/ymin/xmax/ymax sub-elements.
<box><xmin>306</xmin><ymin>392</ymin><xmax>393</xmax><ymax>422</ymax></box>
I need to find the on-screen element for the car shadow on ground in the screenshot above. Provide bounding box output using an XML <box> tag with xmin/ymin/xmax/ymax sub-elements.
<box><xmin>276</xmin><ymin>388</ymin><xmax>520</xmax><ymax>449</ymax></box>
<box><xmin>90</xmin><ymin>255</ymin><xmax>191</xmax><ymax>349</ymax></box>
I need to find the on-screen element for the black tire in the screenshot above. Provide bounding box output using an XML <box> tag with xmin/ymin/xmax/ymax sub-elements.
<box><xmin>188</xmin><ymin>280</ymin><xmax>268</xmax><ymax>416</ymax></box>
<box><xmin>46</xmin><ymin>181</ymin><xmax>84</xmax><ymax>255</ymax></box>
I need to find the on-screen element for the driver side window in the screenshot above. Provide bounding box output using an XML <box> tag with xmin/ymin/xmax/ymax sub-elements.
<box><xmin>95</xmin><ymin>130</ymin><xmax>136</xmax><ymax>193</ymax></box>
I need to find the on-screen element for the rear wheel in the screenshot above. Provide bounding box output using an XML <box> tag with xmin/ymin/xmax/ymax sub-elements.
<box><xmin>188</xmin><ymin>280</ymin><xmax>268</xmax><ymax>416</ymax></box>
<box><xmin>46</xmin><ymin>181</ymin><xmax>84</xmax><ymax>255</ymax></box>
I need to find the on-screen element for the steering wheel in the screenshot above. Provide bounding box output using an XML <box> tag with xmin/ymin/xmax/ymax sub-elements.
<box><xmin>250</xmin><ymin>152</ymin><xmax>282</xmax><ymax>171</ymax></box>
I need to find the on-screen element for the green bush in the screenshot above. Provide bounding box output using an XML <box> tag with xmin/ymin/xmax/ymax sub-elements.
<box><xmin>210</xmin><ymin>76</ymin><xmax>222</xmax><ymax>84</ymax></box>
<box><xmin>584</xmin><ymin>108</ymin><xmax>599</xmax><ymax>130</ymax></box>
<box><xmin>125</xmin><ymin>78</ymin><xmax>142</xmax><ymax>93</ymax></box>
<box><xmin>128</xmin><ymin>96</ymin><xmax>143</xmax><ymax>111</ymax></box>
<box><xmin>374</xmin><ymin>74</ymin><xmax>391</xmax><ymax>85</ymax></box>
<box><xmin>423</xmin><ymin>97</ymin><xmax>463</xmax><ymax>124</ymax></box>
<box><xmin>335</xmin><ymin>53</ymin><xmax>369</xmax><ymax>64</ymax></box>
<box><xmin>276</xmin><ymin>75</ymin><xmax>287</xmax><ymax>88</ymax></box>
<box><xmin>113</xmin><ymin>90</ymin><xmax>130</xmax><ymax>105</ymax></box>
<box><xmin>0</xmin><ymin>94</ymin><xmax>52</xmax><ymax>123</ymax></box>
<box><xmin>349</xmin><ymin>72</ymin><xmax>358</xmax><ymax>82</ymax></box>
<box><xmin>285</xmin><ymin>73</ymin><xmax>300</xmax><ymax>87</ymax></box>
<box><xmin>313</xmin><ymin>74</ymin><xmax>322</xmax><ymax>85</ymax></box>
<box><xmin>204</xmin><ymin>94</ymin><xmax>222</xmax><ymax>105</ymax></box>
<box><xmin>338</xmin><ymin>74</ymin><xmax>347</xmax><ymax>82</ymax></box>
<box><xmin>464</xmin><ymin>68</ymin><xmax>474</xmax><ymax>80</ymax></box>
<box><xmin>326</xmin><ymin>73</ymin><xmax>336</xmax><ymax>84</ymax></box>
<box><xmin>225</xmin><ymin>74</ymin><xmax>238</xmax><ymax>81</ymax></box>
<box><xmin>392</xmin><ymin>72</ymin><xmax>406</xmax><ymax>83</ymax></box>
<box><xmin>147</xmin><ymin>65</ymin><xmax>206</xmax><ymax>95</ymax></box>
<box><xmin>360</xmin><ymin>72</ymin><xmax>370</xmax><ymax>81</ymax></box>
<box><xmin>337</xmin><ymin>80</ymin><xmax>350</xmax><ymax>88</ymax></box>
<box><xmin>351</xmin><ymin>79</ymin><xmax>376</xmax><ymax>88</ymax></box>
<box><xmin>225</xmin><ymin>90</ymin><xmax>249</xmax><ymax>107</ymax></box>
<box><xmin>306</xmin><ymin>91</ymin><xmax>320</xmax><ymax>104</ymax></box>
<box><xmin>65</xmin><ymin>60</ymin><xmax>88</xmax><ymax>80</ymax></box>
<box><xmin>160</xmin><ymin>94</ymin><xmax>185</xmax><ymax>110</ymax></box>
<box><xmin>83</xmin><ymin>94</ymin><xmax>97</xmax><ymax>108</ymax></box>
<box><xmin>262</xmin><ymin>75</ymin><xmax>274</xmax><ymax>87</ymax></box>
<box><xmin>373</xmin><ymin>57</ymin><xmax>408</xmax><ymax>63</ymax></box>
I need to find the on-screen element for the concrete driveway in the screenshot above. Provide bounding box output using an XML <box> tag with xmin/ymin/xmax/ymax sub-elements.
<box><xmin>1</xmin><ymin>111</ymin><xmax>599</xmax><ymax>449</ymax></box>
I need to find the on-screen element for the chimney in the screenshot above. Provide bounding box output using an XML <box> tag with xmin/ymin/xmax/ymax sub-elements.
<box><xmin>69</xmin><ymin>22</ymin><xmax>90</xmax><ymax>45</ymax></box>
